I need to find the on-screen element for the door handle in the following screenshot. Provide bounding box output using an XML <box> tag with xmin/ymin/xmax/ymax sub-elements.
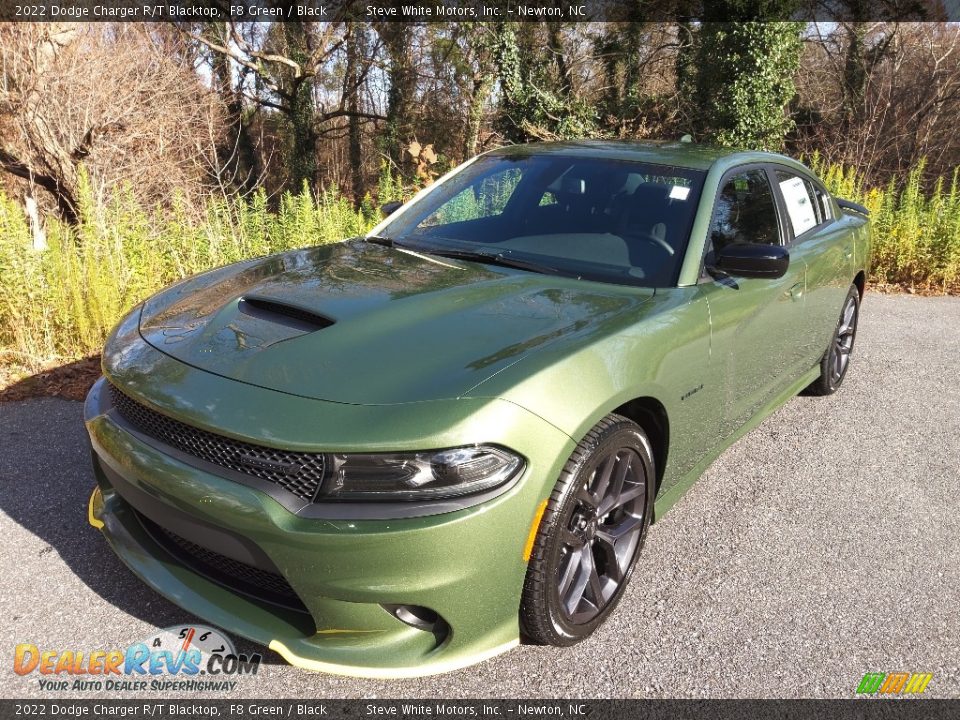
<box><xmin>788</xmin><ymin>283</ymin><xmax>803</xmax><ymax>301</ymax></box>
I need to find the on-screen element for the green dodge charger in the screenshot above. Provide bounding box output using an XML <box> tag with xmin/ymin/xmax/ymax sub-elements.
<box><xmin>85</xmin><ymin>141</ymin><xmax>871</xmax><ymax>677</ymax></box>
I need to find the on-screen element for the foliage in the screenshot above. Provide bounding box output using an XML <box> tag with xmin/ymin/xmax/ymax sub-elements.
<box><xmin>0</xmin><ymin>176</ymin><xmax>379</xmax><ymax>372</ymax></box>
<box><xmin>492</xmin><ymin>25</ymin><xmax>602</xmax><ymax>142</ymax></box>
<box><xmin>690</xmin><ymin>21</ymin><xmax>803</xmax><ymax>150</ymax></box>
<box><xmin>811</xmin><ymin>155</ymin><xmax>960</xmax><ymax>292</ymax></box>
<box><xmin>794</xmin><ymin>24</ymin><xmax>960</xmax><ymax>189</ymax></box>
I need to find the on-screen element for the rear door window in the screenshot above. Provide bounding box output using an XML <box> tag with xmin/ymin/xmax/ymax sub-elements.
<box><xmin>774</xmin><ymin>169</ymin><xmax>834</xmax><ymax>239</ymax></box>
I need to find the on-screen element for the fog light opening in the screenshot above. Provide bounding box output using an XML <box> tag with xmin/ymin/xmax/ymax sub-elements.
<box><xmin>384</xmin><ymin>604</ymin><xmax>438</xmax><ymax>630</ymax></box>
<box><xmin>381</xmin><ymin>604</ymin><xmax>449</xmax><ymax>642</ymax></box>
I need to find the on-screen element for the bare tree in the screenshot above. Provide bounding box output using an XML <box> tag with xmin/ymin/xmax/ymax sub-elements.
<box><xmin>794</xmin><ymin>22</ymin><xmax>960</xmax><ymax>185</ymax></box>
<box><xmin>181</xmin><ymin>20</ymin><xmax>385</xmax><ymax>192</ymax></box>
<box><xmin>0</xmin><ymin>24</ymin><xmax>226</xmax><ymax>224</ymax></box>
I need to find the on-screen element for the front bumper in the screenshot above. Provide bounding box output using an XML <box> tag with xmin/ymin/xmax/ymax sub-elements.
<box><xmin>84</xmin><ymin>365</ymin><xmax>574</xmax><ymax>677</ymax></box>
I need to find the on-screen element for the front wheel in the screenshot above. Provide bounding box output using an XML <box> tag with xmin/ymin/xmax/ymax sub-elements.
<box><xmin>520</xmin><ymin>415</ymin><xmax>655</xmax><ymax>646</ymax></box>
<box><xmin>805</xmin><ymin>284</ymin><xmax>860</xmax><ymax>396</ymax></box>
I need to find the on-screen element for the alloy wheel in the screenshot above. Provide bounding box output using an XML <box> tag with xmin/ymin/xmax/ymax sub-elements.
<box><xmin>830</xmin><ymin>294</ymin><xmax>858</xmax><ymax>385</ymax></box>
<box><xmin>556</xmin><ymin>448</ymin><xmax>647</xmax><ymax>624</ymax></box>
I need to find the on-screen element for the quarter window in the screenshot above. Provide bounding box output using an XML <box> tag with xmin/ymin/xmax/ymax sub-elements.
<box><xmin>708</xmin><ymin>169</ymin><xmax>781</xmax><ymax>255</ymax></box>
<box><xmin>813</xmin><ymin>183</ymin><xmax>833</xmax><ymax>221</ymax></box>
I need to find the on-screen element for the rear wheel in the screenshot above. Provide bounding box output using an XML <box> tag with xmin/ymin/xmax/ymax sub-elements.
<box><xmin>520</xmin><ymin>415</ymin><xmax>655</xmax><ymax>646</ymax></box>
<box><xmin>806</xmin><ymin>284</ymin><xmax>860</xmax><ymax>396</ymax></box>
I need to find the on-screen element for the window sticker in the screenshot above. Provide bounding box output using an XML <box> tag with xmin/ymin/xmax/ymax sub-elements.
<box><xmin>669</xmin><ymin>185</ymin><xmax>691</xmax><ymax>201</ymax></box>
<box><xmin>779</xmin><ymin>176</ymin><xmax>817</xmax><ymax>235</ymax></box>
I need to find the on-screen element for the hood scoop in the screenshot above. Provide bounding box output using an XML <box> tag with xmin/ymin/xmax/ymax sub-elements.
<box><xmin>238</xmin><ymin>295</ymin><xmax>335</xmax><ymax>332</ymax></box>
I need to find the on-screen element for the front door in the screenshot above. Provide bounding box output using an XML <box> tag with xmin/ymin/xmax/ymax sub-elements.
<box><xmin>700</xmin><ymin>166</ymin><xmax>809</xmax><ymax>439</ymax></box>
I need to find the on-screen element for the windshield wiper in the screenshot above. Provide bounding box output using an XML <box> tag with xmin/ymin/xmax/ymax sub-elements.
<box><xmin>414</xmin><ymin>247</ymin><xmax>562</xmax><ymax>277</ymax></box>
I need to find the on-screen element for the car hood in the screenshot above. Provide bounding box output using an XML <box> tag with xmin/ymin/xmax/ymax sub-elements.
<box><xmin>139</xmin><ymin>240</ymin><xmax>653</xmax><ymax>404</ymax></box>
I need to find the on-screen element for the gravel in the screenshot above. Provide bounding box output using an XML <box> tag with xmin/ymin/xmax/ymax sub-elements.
<box><xmin>1</xmin><ymin>293</ymin><xmax>958</xmax><ymax>699</ymax></box>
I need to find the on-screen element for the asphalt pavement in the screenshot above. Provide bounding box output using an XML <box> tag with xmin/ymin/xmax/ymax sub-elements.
<box><xmin>1</xmin><ymin>293</ymin><xmax>958</xmax><ymax>699</ymax></box>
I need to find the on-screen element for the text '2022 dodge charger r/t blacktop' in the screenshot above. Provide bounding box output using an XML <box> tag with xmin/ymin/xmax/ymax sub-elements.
<box><xmin>85</xmin><ymin>141</ymin><xmax>870</xmax><ymax>677</ymax></box>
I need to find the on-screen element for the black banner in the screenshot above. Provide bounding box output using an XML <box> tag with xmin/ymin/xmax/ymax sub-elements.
<box><xmin>3</xmin><ymin>700</ymin><xmax>960</xmax><ymax>720</ymax></box>
<box><xmin>0</xmin><ymin>0</ymin><xmax>954</xmax><ymax>23</ymax></box>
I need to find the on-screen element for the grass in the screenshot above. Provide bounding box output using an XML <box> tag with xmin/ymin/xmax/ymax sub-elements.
<box><xmin>1</xmin><ymin>161</ymin><xmax>958</xmax><ymax>378</ymax></box>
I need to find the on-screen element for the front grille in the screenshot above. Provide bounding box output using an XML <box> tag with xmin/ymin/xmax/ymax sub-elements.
<box><xmin>136</xmin><ymin>512</ymin><xmax>309</xmax><ymax>613</ymax></box>
<box><xmin>109</xmin><ymin>383</ymin><xmax>326</xmax><ymax>501</ymax></box>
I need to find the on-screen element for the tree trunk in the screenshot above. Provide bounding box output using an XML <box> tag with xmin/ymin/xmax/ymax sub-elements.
<box><xmin>843</xmin><ymin>24</ymin><xmax>869</xmax><ymax>128</ymax></box>
<box><xmin>378</xmin><ymin>24</ymin><xmax>417</xmax><ymax>175</ymax></box>
<box><xmin>464</xmin><ymin>71</ymin><xmax>492</xmax><ymax>158</ymax></box>
<box><xmin>547</xmin><ymin>23</ymin><xmax>572</xmax><ymax>96</ymax></box>
<box><xmin>282</xmin><ymin>23</ymin><xmax>318</xmax><ymax>191</ymax></box>
<box><xmin>346</xmin><ymin>24</ymin><xmax>365</xmax><ymax>203</ymax></box>
<box><xmin>25</xmin><ymin>194</ymin><xmax>47</xmax><ymax>251</ymax></box>
<box><xmin>208</xmin><ymin>23</ymin><xmax>260</xmax><ymax>193</ymax></box>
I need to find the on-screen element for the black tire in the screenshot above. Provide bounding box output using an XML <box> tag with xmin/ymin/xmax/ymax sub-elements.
<box><xmin>805</xmin><ymin>284</ymin><xmax>860</xmax><ymax>396</ymax></box>
<box><xmin>520</xmin><ymin>414</ymin><xmax>656</xmax><ymax>646</ymax></box>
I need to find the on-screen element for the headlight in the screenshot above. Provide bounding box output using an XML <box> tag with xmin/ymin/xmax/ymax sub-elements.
<box><xmin>323</xmin><ymin>445</ymin><xmax>524</xmax><ymax>501</ymax></box>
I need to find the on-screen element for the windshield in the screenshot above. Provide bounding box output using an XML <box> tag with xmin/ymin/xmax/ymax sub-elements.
<box><xmin>378</xmin><ymin>153</ymin><xmax>706</xmax><ymax>288</ymax></box>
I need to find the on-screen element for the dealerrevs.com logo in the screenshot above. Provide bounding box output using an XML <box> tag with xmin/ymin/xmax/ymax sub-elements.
<box><xmin>14</xmin><ymin>625</ymin><xmax>261</xmax><ymax>693</ymax></box>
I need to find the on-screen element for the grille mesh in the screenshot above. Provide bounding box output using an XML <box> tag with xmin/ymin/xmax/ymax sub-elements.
<box><xmin>137</xmin><ymin>513</ymin><xmax>307</xmax><ymax>612</ymax></box>
<box><xmin>109</xmin><ymin>383</ymin><xmax>325</xmax><ymax>500</ymax></box>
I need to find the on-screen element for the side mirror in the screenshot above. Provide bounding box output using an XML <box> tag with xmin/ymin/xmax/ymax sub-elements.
<box><xmin>380</xmin><ymin>200</ymin><xmax>403</xmax><ymax>217</ymax></box>
<box><xmin>709</xmin><ymin>243</ymin><xmax>789</xmax><ymax>280</ymax></box>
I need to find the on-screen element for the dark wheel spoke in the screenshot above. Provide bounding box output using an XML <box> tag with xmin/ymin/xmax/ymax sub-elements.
<box><xmin>596</xmin><ymin>514</ymin><xmax>643</xmax><ymax>547</ymax></box>
<box><xmin>596</xmin><ymin>540</ymin><xmax>625</xmax><ymax>583</ymax></box>
<box><xmin>557</xmin><ymin>549</ymin><xmax>581</xmax><ymax>598</ymax></box>
<box><xmin>606</xmin><ymin>557</ymin><xmax>624</xmax><ymax>584</ymax></box>
<box><xmin>600</xmin><ymin>453</ymin><xmax>633</xmax><ymax>514</ymax></box>
<box><xmin>576</xmin><ymin>486</ymin><xmax>598</xmax><ymax>511</ymax></box>
<box><xmin>589</xmin><ymin>454</ymin><xmax>616</xmax><ymax>501</ymax></box>
<box><xmin>607</xmin><ymin>482</ymin><xmax>646</xmax><ymax>512</ymax></box>
<box><xmin>839</xmin><ymin>302</ymin><xmax>856</xmax><ymax>335</ymax></box>
<box><xmin>819</xmin><ymin>293</ymin><xmax>859</xmax><ymax>390</ymax></box>
<box><xmin>585</xmin><ymin>550</ymin><xmax>605</xmax><ymax>604</ymax></box>
<box><xmin>542</xmin><ymin>423</ymin><xmax>653</xmax><ymax>633</ymax></box>
<box><xmin>560</xmin><ymin>493</ymin><xmax>645</xmax><ymax>621</ymax></box>
<box><xmin>563</xmin><ymin>547</ymin><xmax>592</xmax><ymax>615</ymax></box>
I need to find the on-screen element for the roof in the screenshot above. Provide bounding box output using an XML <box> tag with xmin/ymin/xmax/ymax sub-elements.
<box><xmin>485</xmin><ymin>139</ymin><xmax>791</xmax><ymax>172</ymax></box>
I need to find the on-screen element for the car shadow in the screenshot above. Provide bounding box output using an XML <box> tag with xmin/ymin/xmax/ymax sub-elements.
<box><xmin>0</xmin><ymin>392</ymin><xmax>284</xmax><ymax>665</ymax></box>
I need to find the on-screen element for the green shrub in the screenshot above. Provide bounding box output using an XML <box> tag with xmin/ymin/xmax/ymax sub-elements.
<box><xmin>811</xmin><ymin>155</ymin><xmax>960</xmax><ymax>292</ymax></box>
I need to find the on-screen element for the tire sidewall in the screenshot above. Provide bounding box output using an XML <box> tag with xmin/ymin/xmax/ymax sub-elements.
<box><xmin>534</xmin><ymin>420</ymin><xmax>656</xmax><ymax>644</ymax></box>
<box><xmin>823</xmin><ymin>285</ymin><xmax>861</xmax><ymax>392</ymax></box>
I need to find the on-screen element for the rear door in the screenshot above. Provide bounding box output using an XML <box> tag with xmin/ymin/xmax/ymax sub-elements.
<box><xmin>770</xmin><ymin>166</ymin><xmax>851</xmax><ymax>368</ymax></box>
<box><xmin>700</xmin><ymin>165</ymin><xmax>809</xmax><ymax>438</ymax></box>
